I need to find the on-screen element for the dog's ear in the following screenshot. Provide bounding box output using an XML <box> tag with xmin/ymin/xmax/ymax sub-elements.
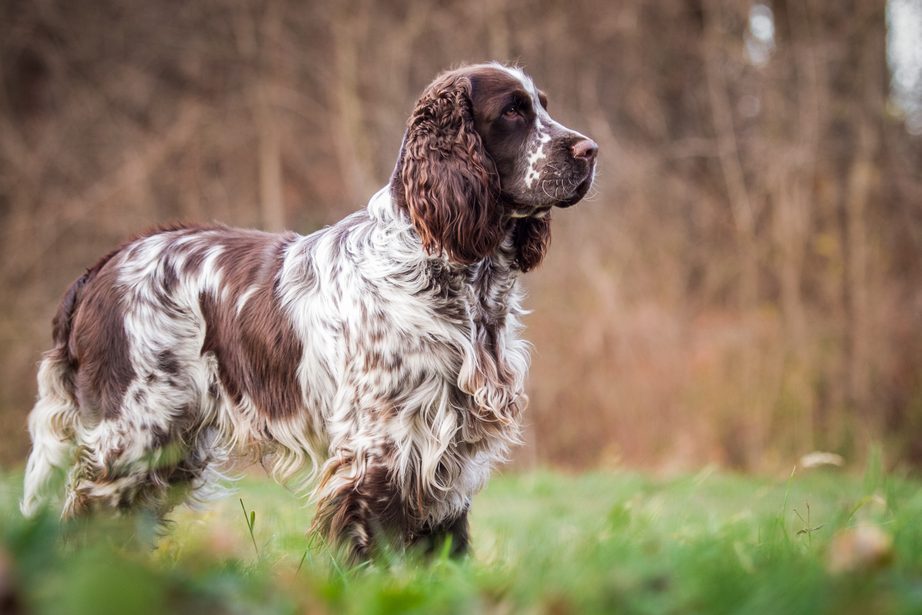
<box><xmin>394</xmin><ymin>73</ymin><xmax>504</xmax><ymax>264</ymax></box>
<box><xmin>513</xmin><ymin>215</ymin><xmax>551</xmax><ymax>272</ymax></box>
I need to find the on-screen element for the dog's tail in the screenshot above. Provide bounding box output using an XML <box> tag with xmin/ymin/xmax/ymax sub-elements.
<box><xmin>20</xmin><ymin>266</ymin><xmax>97</xmax><ymax>517</ymax></box>
<box><xmin>20</xmin><ymin>350</ymin><xmax>81</xmax><ymax>516</ymax></box>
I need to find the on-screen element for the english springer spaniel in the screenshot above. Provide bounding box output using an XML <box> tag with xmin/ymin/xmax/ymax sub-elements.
<box><xmin>21</xmin><ymin>63</ymin><xmax>597</xmax><ymax>560</ymax></box>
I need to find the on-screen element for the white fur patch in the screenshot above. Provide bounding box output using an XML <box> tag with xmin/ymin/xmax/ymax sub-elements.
<box><xmin>524</xmin><ymin>124</ymin><xmax>552</xmax><ymax>189</ymax></box>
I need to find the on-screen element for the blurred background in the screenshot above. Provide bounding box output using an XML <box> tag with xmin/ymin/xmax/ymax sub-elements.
<box><xmin>0</xmin><ymin>0</ymin><xmax>920</xmax><ymax>473</ymax></box>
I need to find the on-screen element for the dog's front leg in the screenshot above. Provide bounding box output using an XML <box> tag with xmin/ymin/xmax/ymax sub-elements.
<box><xmin>310</xmin><ymin>450</ymin><xmax>408</xmax><ymax>562</ymax></box>
<box><xmin>411</xmin><ymin>508</ymin><xmax>470</xmax><ymax>558</ymax></box>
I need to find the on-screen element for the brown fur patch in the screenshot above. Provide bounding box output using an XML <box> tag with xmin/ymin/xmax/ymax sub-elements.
<box><xmin>69</xmin><ymin>255</ymin><xmax>135</xmax><ymax>422</ymax></box>
<box><xmin>512</xmin><ymin>215</ymin><xmax>552</xmax><ymax>272</ymax></box>
<box><xmin>199</xmin><ymin>232</ymin><xmax>304</xmax><ymax>419</ymax></box>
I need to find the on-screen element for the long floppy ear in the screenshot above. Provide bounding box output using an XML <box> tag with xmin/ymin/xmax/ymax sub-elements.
<box><xmin>512</xmin><ymin>214</ymin><xmax>552</xmax><ymax>272</ymax></box>
<box><xmin>394</xmin><ymin>73</ymin><xmax>503</xmax><ymax>264</ymax></box>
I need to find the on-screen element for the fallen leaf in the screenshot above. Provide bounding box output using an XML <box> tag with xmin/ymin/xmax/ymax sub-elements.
<box><xmin>827</xmin><ymin>524</ymin><xmax>893</xmax><ymax>573</ymax></box>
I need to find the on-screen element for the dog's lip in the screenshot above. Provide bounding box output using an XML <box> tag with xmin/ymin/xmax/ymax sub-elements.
<box><xmin>554</xmin><ymin>170</ymin><xmax>594</xmax><ymax>208</ymax></box>
<box><xmin>501</xmin><ymin>162</ymin><xmax>595</xmax><ymax>212</ymax></box>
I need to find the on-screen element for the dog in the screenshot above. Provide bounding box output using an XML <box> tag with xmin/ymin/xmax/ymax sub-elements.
<box><xmin>21</xmin><ymin>62</ymin><xmax>597</xmax><ymax>560</ymax></box>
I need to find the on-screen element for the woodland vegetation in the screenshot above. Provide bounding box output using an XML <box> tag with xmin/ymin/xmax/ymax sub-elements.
<box><xmin>1</xmin><ymin>0</ymin><xmax>920</xmax><ymax>471</ymax></box>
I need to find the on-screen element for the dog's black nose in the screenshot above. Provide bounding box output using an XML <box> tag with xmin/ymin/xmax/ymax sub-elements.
<box><xmin>571</xmin><ymin>138</ymin><xmax>599</xmax><ymax>162</ymax></box>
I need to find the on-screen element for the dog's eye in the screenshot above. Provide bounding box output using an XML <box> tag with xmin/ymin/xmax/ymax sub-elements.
<box><xmin>503</xmin><ymin>104</ymin><xmax>520</xmax><ymax>118</ymax></box>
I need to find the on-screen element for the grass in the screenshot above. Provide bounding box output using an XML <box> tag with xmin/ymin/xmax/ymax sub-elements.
<box><xmin>2</xmin><ymin>462</ymin><xmax>922</xmax><ymax>614</ymax></box>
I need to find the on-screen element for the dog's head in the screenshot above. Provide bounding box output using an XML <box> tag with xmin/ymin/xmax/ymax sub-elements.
<box><xmin>393</xmin><ymin>63</ymin><xmax>597</xmax><ymax>270</ymax></box>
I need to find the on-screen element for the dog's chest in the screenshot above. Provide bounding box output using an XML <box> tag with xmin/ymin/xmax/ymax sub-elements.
<box><xmin>345</xmin><ymin>261</ymin><xmax>524</xmax><ymax>403</ymax></box>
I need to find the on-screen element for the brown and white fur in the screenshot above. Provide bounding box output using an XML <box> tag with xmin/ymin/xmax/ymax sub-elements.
<box><xmin>21</xmin><ymin>63</ymin><xmax>597</xmax><ymax>560</ymax></box>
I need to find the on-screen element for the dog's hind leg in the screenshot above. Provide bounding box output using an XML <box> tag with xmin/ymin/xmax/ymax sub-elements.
<box><xmin>59</xmin><ymin>418</ymin><xmax>168</xmax><ymax>520</ymax></box>
<box><xmin>58</xmin><ymin>419</ymin><xmax>218</xmax><ymax>521</ymax></box>
<box><xmin>59</xmin><ymin>387</ymin><xmax>227</xmax><ymax>525</ymax></box>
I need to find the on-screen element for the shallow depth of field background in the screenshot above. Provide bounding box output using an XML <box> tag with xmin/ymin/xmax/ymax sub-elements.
<box><xmin>1</xmin><ymin>0</ymin><xmax>921</xmax><ymax>474</ymax></box>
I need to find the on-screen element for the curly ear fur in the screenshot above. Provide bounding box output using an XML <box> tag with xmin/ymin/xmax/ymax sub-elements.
<box><xmin>395</xmin><ymin>74</ymin><xmax>504</xmax><ymax>264</ymax></box>
<box><xmin>513</xmin><ymin>215</ymin><xmax>552</xmax><ymax>272</ymax></box>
